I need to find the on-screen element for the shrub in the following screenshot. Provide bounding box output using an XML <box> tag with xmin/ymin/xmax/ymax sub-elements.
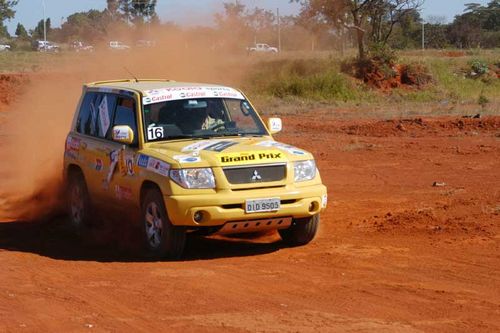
<box><xmin>469</xmin><ymin>59</ymin><xmax>489</xmax><ymax>76</ymax></box>
<box><xmin>368</xmin><ymin>43</ymin><xmax>398</xmax><ymax>66</ymax></box>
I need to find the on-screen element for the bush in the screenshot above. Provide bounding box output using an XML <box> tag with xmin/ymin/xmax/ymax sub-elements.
<box><xmin>368</xmin><ymin>43</ymin><xmax>398</xmax><ymax>66</ymax></box>
<box><xmin>469</xmin><ymin>59</ymin><xmax>489</xmax><ymax>76</ymax></box>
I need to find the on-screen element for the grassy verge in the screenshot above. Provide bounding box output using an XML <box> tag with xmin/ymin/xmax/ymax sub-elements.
<box><xmin>243</xmin><ymin>49</ymin><xmax>500</xmax><ymax>113</ymax></box>
<box><xmin>0</xmin><ymin>51</ymin><xmax>68</xmax><ymax>72</ymax></box>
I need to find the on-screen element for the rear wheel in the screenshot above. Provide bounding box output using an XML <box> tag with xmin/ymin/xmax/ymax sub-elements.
<box><xmin>141</xmin><ymin>189</ymin><xmax>186</xmax><ymax>260</ymax></box>
<box><xmin>278</xmin><ymin>215</ymin><xmax>319</xmax><ymax>246</ymax></box>
<box><xmin>67</xmin><ymin>172</ymin><xmax>92</xmax><ymax>234</ymax></box>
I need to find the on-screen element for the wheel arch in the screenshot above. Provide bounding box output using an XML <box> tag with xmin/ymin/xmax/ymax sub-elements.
<box><xmin>67</xmin><ymin>164</ymin><xmax>84</xmax><ymax>182</ymax></box>
<box><xmin>140</xmin><ymin>180</ymin><xmax>163</xmax><ymax>205</ymax></box>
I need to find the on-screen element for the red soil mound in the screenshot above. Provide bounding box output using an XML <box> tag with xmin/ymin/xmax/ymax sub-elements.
<box><xmin>0</xmin><ymin>73</ymin><xmax>29</xmax><ymax>111</ymax></box>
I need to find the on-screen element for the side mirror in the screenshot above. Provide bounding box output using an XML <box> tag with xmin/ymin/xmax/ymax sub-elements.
<box><xmin>267</xmin><ymin>117</ymin><xmax>282</xmax><ymax>134</ymax></box>
<box><xmin>112</xmin><ymin>125</ymin><xmax>134</xmax><ymax>145</ymax></box>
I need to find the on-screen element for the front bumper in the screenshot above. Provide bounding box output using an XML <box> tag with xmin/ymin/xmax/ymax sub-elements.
<box><xmin>165</xmin><ymin>184</ymin><xmax>327</xmax><ymax>227</ymax></box>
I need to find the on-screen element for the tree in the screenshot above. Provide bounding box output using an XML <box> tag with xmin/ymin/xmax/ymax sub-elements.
<box><xmin>15</xmin><ymin>22</ymin><xmax>28</xmax><ymax>39</ymax></box>
<box><xmin>0</xmin><ymin>0</ymin><xmax>17</xmax><ymax>21</ymax></box>
<box><xmin>118</xmin><ymin>0</ymin><xmax>157</xmax><ymax>25</ymax></box>
<box><xmin>214</xmin><ymin>1</ymin><xmax>251</xmax><ymax>50</ymax></box>
<box><xmin>59</xmin><ymin>10</ymin><xmax>108</xmax><ymax>42</ymax></box>
<box><xmin>106</xmin><ymin>0</ymin><xmax>120</xmax><ymax>19</ymax></box>
<box><xmin>448</xmin><ymin>1</ymin><xmax>499</xmax><ymax>48</ymax></box>
<box><xmin>0</xmin><ymin>0</ymin><xmax>18</xmax><ymax>39</ymax></box>
<box><xmin>295</xmin><ymin>0</ymin><xmax>423</xmax><ymax>59</ymax></box>
<box><xmin>32</xmin><ymin>18</ymin><xmax>51</xmax><ymax>40</ymax></box>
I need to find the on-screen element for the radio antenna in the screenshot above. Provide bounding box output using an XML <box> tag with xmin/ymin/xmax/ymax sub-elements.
<box><xmin>123</xmin><ymin>67</ymin><xmax>139</xmax><ymax>82</ymax></box>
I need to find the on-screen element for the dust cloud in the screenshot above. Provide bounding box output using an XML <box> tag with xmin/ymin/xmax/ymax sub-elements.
<box><xmin>0</xmin><ymin>27</ymin><xmax>253</xmax><ymax>222</ymax></box>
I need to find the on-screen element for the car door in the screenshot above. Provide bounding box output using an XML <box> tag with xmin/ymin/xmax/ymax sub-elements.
<box><xmin>106</xmin><ymin>95</ymin><xmax>142</xmax><ymax>212</ymax></box>
<box><xmin>76</xmin><ymin>92</ymin><xmax>119</xmax><ymax>209</ymax></box>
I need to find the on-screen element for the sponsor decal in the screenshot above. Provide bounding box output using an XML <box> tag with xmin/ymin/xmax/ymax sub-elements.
<box><xmin>203</xmin><ymin>141</ymin><xmax>238</xmax><ymax>152</ymax></box>
<box><xmin>137</xmin><ymin>154</ymin><xmax>149</xmax><ymax>168</ymax></box>
<box><xmin>113</xmin><ymin>126</ymin><xmax>131</xmax><ymax>141</ymax></box>
<box><xmin>119</xmin><ymin>152</ymin><xmax>136</xmax><ymax>176</ymax></box>
<box><xmin>138</xmin><ymin>154</ymin><xmax>170</xmax><ymax>177</ymax></box>
<box><xmin>66</xmin><ymin>136</ymin><xmax>80</xmax><ymax>151</ymax></box>
<box><xmin>256</xmin><ymin>141</ymin><xmax>307</xmax><ymax>156</ymax></box>
<box><xmin>95</xmin><ymin>158</ymin><xmax>103</xmax><ymax>172</ymax></box>
<box><xmin>218</xmin><ymin>150</ymin><xmax>284</xmax><ymax>166</ymax></box>
<box><xmin>65</xmin><ymin>136</ymin><xmax>81</xmax><ymax>159</ymax></box>
<box><xmin>104</xmin><ymin>149</ymin><xmax>120</xmax><ymax>188</ymax></box>
<box><xmin>322</xmin><ymin>194</ymin><xmax>328</xmax><ymax>208</ymax></box>
<box><xmin>142</xmin><ymin>86</ymin><xmax>245</xmax><ymax>105</ymax></box>
<box><xmin>114</xmin><ymin>185</ymin><xmax>132</xmax><ymax>200</ymax></box>
<box><xmin>147</xmin><ymin>158</ymin><xmax>170</xmax><ymax>177</ymax></box>
<box><xmin>182</xmin><ymin>140</ymin><xmax>222</xmax><ymax>152</ymax></box>
<box><xmin>173</xmin><ymin>155</ymin><xmax>202</xmax><ymax>164</ymax></box>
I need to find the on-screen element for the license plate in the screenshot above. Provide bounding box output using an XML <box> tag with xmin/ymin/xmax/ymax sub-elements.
<box><xmin>245</xmin><ymin>198</ymin><xmax>280</xmax><ymax>213</ymax></box>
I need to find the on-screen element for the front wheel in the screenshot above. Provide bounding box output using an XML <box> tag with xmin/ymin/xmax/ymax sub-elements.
<box><xmin>141</xmin><ymin>189</ymin><xmax>186</xmax><ymax>260</ymax></box>
<box><xmin>278</xmin><ymin>215</ymin><xmax>319</xmax><ymax>246</ymax></box>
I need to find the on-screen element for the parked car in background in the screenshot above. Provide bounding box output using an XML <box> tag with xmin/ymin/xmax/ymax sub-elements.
<box><xmin>35</xmin><ymin>40</ymin><xmax>60</xmax><ymax>53</ymax></box>
<box><xmin>136</xmin><ymin>40</ymin><xmax>156</xmax><ymax>48</ymax></box>
<box><xmin>247</xmin><ymin>43</ymin><xmax>278</xmax><ymax>54</ymax></box>
<box><xmin>71</xmin><ymin>41</ymin><xmax>94</xmax><ymax>53</ymax></box>
<box><xmin>0</xmin><ymin>44</ymin><xmax>10</xmax><ymax>51</ymax></box>
<box><xmin>109</xmin><ymin>41</ymin><xmax>130</xmax><ymax>51</ymax></box>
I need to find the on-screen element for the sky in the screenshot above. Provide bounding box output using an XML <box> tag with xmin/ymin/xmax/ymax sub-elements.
<box><xmin>5</xmin><ymin>0</ymin><xmax>492</xmax><ymax>35</ymax></box>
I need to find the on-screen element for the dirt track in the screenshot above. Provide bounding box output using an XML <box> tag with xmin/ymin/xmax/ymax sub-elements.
<box><xmin>1</xmin><ymin>79</ymin><xmax>500</xmax><ymax>332</ymax></box>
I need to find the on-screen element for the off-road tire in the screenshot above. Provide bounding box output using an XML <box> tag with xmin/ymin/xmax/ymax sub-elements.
<box><xmin>278</xmin><ymin>215</ymin><xmax>319</xmax><ymax>246</ymax></box>
<box><xmin>67</xmin><ymin>171</ymin><xmax>92</xmax><ymax>235</ymax></box>
<box><xmin>141</xmin><ymin>189</ymin><xmax>186</xmax><ymax>260</ymax></box>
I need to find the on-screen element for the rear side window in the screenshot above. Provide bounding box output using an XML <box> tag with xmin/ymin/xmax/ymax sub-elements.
<box><xmin>75</xmin><ymin>93</ymin><xmax>96</xmax><ymax>135</ymax></box>
<box><xmin>75</xmin><ymin>92</ymin><xmax>117</xmax><ymax>138</ymax></box>
<box><xmin>113</xmin><ymin>97</ymin><xmax>138</xmax><ymax>146</ymax></box>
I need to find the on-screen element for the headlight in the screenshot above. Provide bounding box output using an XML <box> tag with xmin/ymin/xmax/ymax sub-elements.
<box><xmin>170</xmin><ymin>168</ymin><xmax>215</xmax><ymax>189</ymax></box>
<box><xmin>294</xmin><ymin>160</ymin><xmax>316</xmax><ymax>182</ymax></box>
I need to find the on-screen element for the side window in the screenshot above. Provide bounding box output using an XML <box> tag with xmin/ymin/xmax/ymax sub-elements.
<box><xmin>113</xmin><ymin>96</ymin><xmax>138</xmax><ymax>146</ymax></box>
<box><xmin>225</xmin><ymin>99</ymin><xmax>265</xmax><ymax>132</ymax></box>
<box><xmin>94</xmin><ymin>94</ymin><xmax>117</xmax><ymax>139</ymax></box>
<box><xmin>75</xmin><ymin>92</ymin><xmax>96</xmax><ymax>135</ymax></box>
<box><xmin>75</xmin><ymin>92</ymin><xmax>116</xmax><ymax>138</ymax></box>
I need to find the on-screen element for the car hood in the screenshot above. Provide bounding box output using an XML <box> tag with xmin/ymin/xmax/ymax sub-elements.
<box><xmin>141</xmin><ymin>137</ymin><xmax>312</xmax><ymax>168</ymax></box>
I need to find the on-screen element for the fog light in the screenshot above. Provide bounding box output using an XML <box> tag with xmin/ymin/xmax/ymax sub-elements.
<box><xmin>309</xmin><ymin>202</ymin><xmax>319</xmax><ymax>212</ymax></box>
<box><xmin>194</xmin><ymin>211</ymin><xmax>204</xmax><ymax>223</ymax></box>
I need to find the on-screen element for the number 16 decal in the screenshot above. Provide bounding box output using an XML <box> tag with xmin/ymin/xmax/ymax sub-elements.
<box><xmin>147</xmin><ymin>127</ymin><xmax>164</xmax><ymax>140</ymax></box>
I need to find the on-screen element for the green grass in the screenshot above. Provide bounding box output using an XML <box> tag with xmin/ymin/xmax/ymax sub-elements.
<box><xmin>425</xmin><ymin>58</ymin><xmax>499</xmax><ymax>103</ymax></box>
<box><xmin>0</xmin><ymin>51</ymin><xmax>64</xmax><ymax>72</ymax></box>
<box><xmin>243</xmin><ymin>49</ymin><xmax>500</xmax><ymax>108</ymax></box>
<box><xmin>243</xmin><ymin>58</ymin><xmax>376</xmax><ymax>102</ymax></box>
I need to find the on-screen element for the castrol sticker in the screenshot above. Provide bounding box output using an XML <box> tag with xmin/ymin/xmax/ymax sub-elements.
<box><xmin>142</xmin><ymin>86</ymin><xmax>245</xmax><ymax>105</ymax></box>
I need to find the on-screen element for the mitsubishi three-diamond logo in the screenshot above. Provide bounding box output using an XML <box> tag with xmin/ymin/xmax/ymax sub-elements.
<box><xmin>251</xmin><ymin>170</ymin><xmax>262</xmax><ymax>181</ymax></box>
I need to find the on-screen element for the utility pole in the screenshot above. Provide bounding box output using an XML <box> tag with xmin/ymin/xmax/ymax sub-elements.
<box><xmin>42</xmin><ymin>0</ymin><xmax>46</xmax><ymax>42</ymax></box>
<box><xmin>421</xmin><ymin>19</ymin><xmax>425</xmax><ymax>51</ymax></box>
<box><xmin>277</xmin><ymin>8</ymin><xmax>281</xmax><ymax>53</ymax></box>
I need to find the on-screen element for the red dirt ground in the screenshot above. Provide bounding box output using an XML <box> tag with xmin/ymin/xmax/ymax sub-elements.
<box><xmin>0</xmin><ymin>77</ymin><xmax>499</xmax><ymax>333</ymax></box>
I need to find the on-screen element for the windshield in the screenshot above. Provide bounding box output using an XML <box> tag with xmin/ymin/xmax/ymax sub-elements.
<box><xmin>142</xmin><ymin>98</ymin><xmax>268</xmax><ymax>142</ymax></box>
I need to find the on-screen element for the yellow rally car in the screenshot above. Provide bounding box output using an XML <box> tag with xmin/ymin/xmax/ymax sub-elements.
<box><xmin>64</xmin><ymin>79</ymin><xmax>327</xmax><ymax>259</ymax></box>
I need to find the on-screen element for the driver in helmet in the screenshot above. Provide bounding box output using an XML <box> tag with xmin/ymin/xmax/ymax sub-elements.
<box><xmin>178</xmin><ymin>101</ymin><xmax>224</xmax><ymax>133</ymax></box>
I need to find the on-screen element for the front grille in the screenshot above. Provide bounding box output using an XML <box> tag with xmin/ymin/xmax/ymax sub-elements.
<box><xmin>223</xmin><ymin>163</ymin><xmax>286</xmax><ymax>185</ymax></box>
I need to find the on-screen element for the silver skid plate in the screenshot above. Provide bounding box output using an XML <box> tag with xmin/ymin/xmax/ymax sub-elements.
<box><xmin>216</xmin><ymin>217</ymin><xmax>292</xmax><ymax>235</ymax></box>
